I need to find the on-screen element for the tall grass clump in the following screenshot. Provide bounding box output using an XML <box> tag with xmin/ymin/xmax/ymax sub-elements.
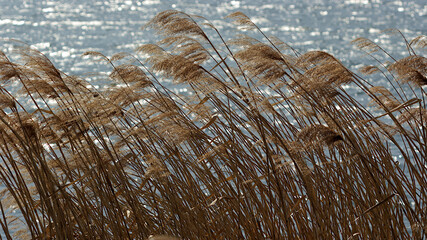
<box><xmin>0</xmin><ymin>10</ymin><xmax>425</xmax><ymax>239</ymax></box>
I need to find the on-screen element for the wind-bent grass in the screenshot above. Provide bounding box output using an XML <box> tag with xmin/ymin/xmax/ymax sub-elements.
<box><xmin>0</xmin><ymin>10</ymin><xmax>425</xmax><ymax>239</ymax></box>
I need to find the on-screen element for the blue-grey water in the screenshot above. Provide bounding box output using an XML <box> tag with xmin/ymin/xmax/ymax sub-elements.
<box><xmin>0</xmin><ymin>0</ymin><xmax>425</xmax><ymax>237</ymax></box>
<box><xmin>1</xmin><ymin>0</ymin><xmax>425</xmax><ymax>76</ymax></box>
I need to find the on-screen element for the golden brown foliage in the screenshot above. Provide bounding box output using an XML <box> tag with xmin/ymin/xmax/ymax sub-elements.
<box><xmin>0</xmin><ymin>10</ymin><xmax>425</xmax><ymax>240</ymax></box>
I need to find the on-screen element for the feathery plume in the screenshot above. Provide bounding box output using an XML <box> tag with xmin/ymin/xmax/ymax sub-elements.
<box><xmin>297</xmin><ymin>124</ymin><xmax>343</xmax><ymax>146</ymax></box>
<box><xmin>388</xmin><ymin>55</ymin><xmax>427</xmax><ymax>86</ymax></box>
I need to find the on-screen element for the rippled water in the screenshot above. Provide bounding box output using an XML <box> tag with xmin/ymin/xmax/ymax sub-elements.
<box><xmin>1</xmin><ymin>0</ymin><xmax>425</xmax><ymax>77</ymax></box>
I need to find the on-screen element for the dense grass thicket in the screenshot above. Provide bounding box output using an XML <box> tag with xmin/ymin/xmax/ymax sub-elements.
<box><xmin>0</xmin><ymin>10</ymin><xmax>426</xmax><ymax>239</ymax></box>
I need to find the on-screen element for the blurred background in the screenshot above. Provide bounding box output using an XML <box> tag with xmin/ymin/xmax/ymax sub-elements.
<box><xmin>0</xmin><ymin>0</ymin><xmax>425</xmax><ymax>78</ymax></box>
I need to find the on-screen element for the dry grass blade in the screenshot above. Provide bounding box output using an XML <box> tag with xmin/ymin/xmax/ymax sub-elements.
<box><xmin>365</xmin><ymin>98</ymin><xmax>421</xmax><ymax>123</ymax></box>
<box><xmin>353</xmin><ymin>193</ymin><xmax>397</xmax><ymax>222</ymax></box>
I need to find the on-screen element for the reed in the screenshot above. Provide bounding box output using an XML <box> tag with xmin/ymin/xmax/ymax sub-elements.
<box><xmin>0</xmin><ymin>10</ymin><xmax>425</xmax><ymax>239</ymax></box>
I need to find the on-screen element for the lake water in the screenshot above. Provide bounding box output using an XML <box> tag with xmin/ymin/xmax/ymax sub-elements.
<box><xmin>0</xmin><ymin>0</ymin><xmax>425</xmax><ymax>237</ymax></box>
<box><xmin>1</xmin><ymin>0</ymin><xmax>425</xmax><ymax>77</ymax></box>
